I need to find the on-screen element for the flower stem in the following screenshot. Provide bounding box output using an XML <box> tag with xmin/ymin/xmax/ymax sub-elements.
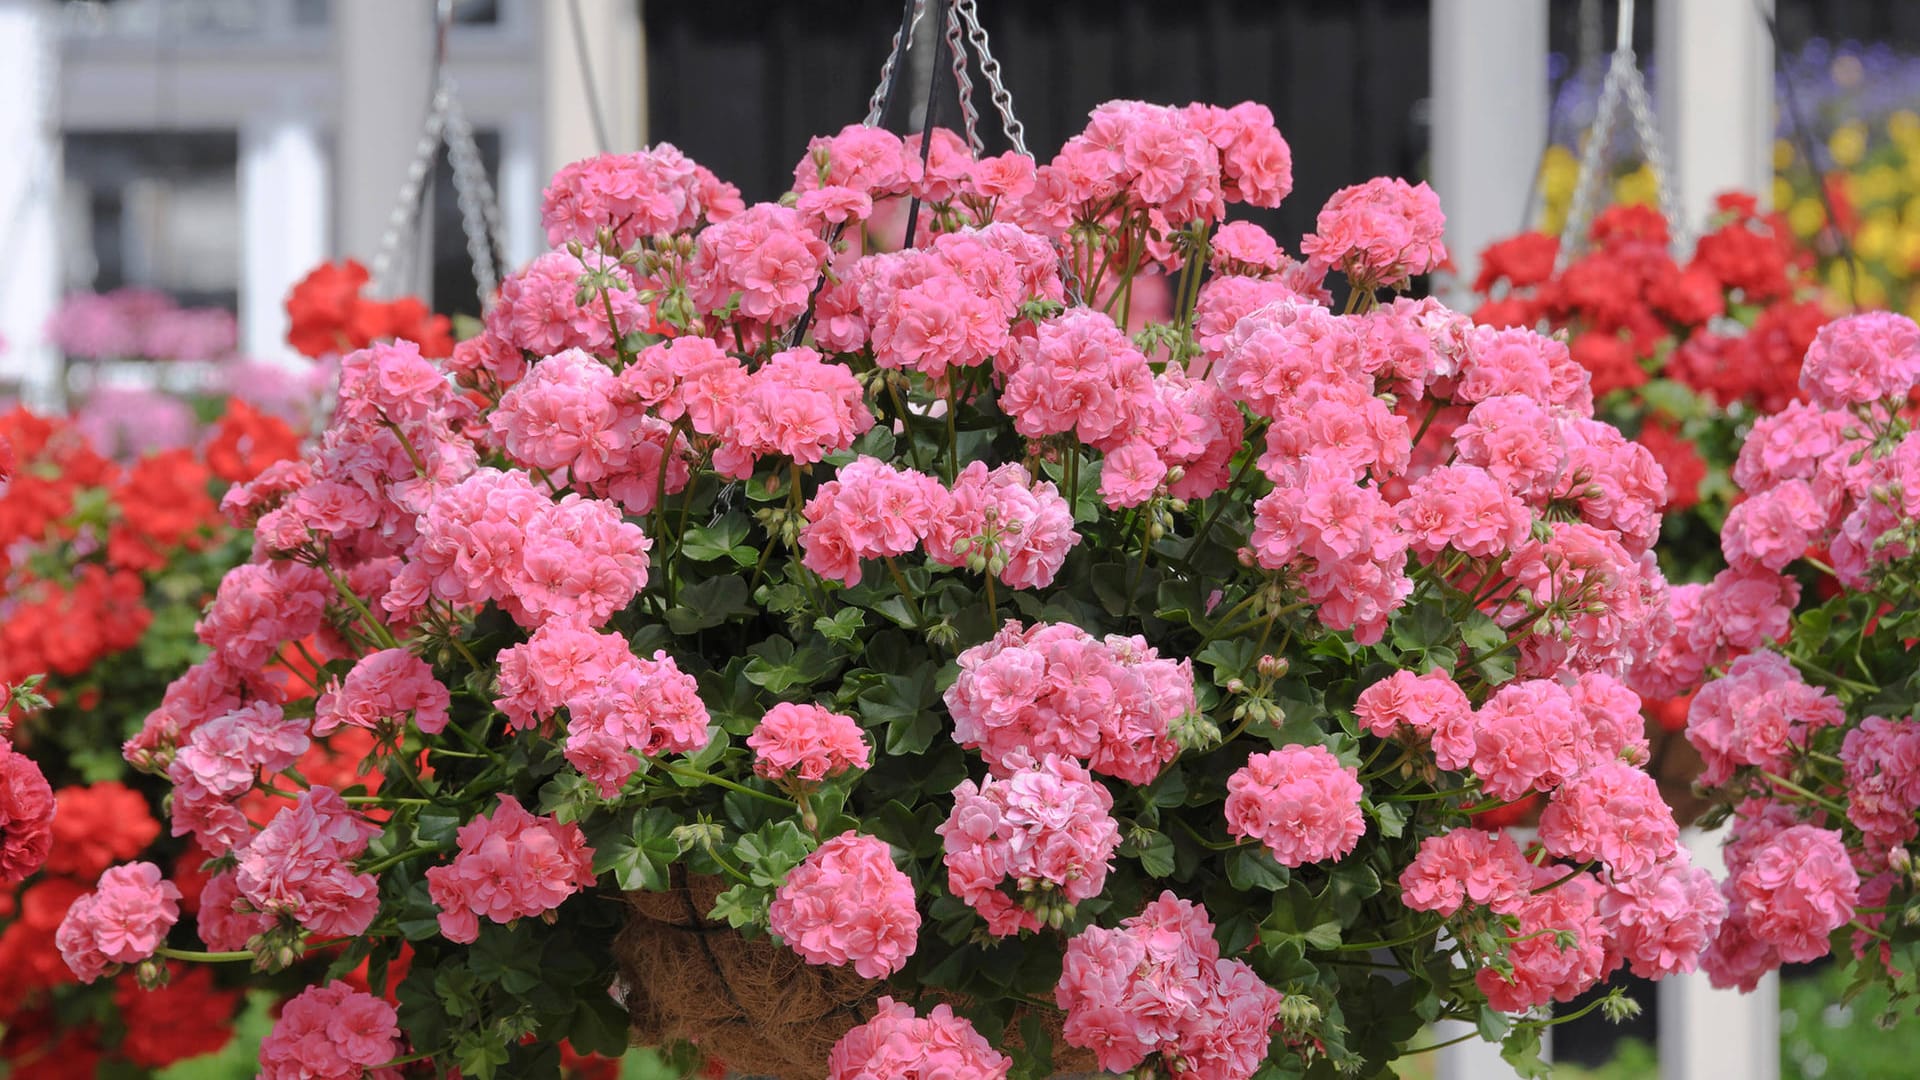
<box><xmin>660</xmin><ymin>762</ymin><xmax>797</xmax><ymax>808</ymax></box>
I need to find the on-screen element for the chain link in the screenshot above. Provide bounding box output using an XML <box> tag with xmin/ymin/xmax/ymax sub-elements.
<box><xmin>370</xmin><ymin>88</ymin><xmax>449</xmax><ymax>293</ymax></box>
<box><xmin>864</xmin><ymin>0</ymin><xmax>927</xmax><ymax>127</ymax></box>
<box><xmin>956</xmin><ymin>0</ymin><xmax>1027</xmax><ymax>156</ymax></box>
<box><xmin>443</xmin><ymin>87</ymin><xmax>505</xmax><ymax>306</ymax></box>
<box><xmin>1554</xmin><ymin>0</ymin><xmax>1684</xmax><ymax>268</ymax></box>
<box><xmin>944</xmin><ymin>1</ymin><xmax>983</xmax><ymax>155</ymax></box>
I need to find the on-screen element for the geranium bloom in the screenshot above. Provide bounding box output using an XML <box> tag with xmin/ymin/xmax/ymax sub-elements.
<box><xmin>1722</xmin><ymin>824</ymin><xmax>1859</xmax><ymax>963</ymax></box>
<box><xmin>56</xmin><ymin>861</ymin><xmax>182</xmax><ymax>982</ymax></box>
<box><xmin>925</xmin><ymin>462</ymin><xmax>1080</xmax><ymax>591</ymax></box>
<box><xmin>1224</xmin><ymin>745</ymin><xmax>1364</xmax><ymax>867</ymax></box>
<box><xmin>425</xmin><ymin>795</ymin><xmax>597</xmax><ymax>944</ymax></box>
<box><xmin>1538</xmin><ymin>762</ymin><xmax>1678</xmax><ymax>879</ymax></box>
<box><xmin>1398</xmin><ymin>828</ymin><xmax>1532</xmax><ymax>916</ymax></box>
<box><xmin>43</xmin><ymin>780</ymin><xmax>159</xmax><ymax>880</ymax></box>
<box><xmin>769</xmin><ymin>833</ymin><xmax>919</xmax><ymax>979</ymax></box>
<box><xmin>1599</xmin><ymin>853</ymin><xmax>1727</xmax><ymax>978</ymax></box>
<box><xmin>938</xmin><ymin>753</ymin><xmax>1121</xmax><ymax>935</ymax></box>
<box><xmin>234</xmin><ymin>787</ymin><xmax>382</xmax><ymax>938</ymax></box>
<box><xmin>1300</xmin><ymin>177</ymin><xmax>1448</xmax><ymax>288</ymax></box>
<box><xmin>258</xmin><ymin>980</ymin><xmax>401</xmax><ymax>1080</ymax></box>
<box><xmin>0</xmin><ymin>741</ymin><xmax>54</xmax><ymax>885</ymax></box>
<box><xmin>748</xmin><ymin>703</ymin><xmax>870</xmax><ymax>783</ymax></box>
<box><xmin>313</xmin><ymin>648</ymin><xmax>451</xmax><ymax>737</ymax></box>
<box><xmin>827</xmin><ymin>997</ymin><xmax>1010</xmax><ymax>1080</ymax></box>
<box><xmin>1475</xmin><ymin>865</ymin><xmax>1608</xmax><ymax>1011</ymax></box>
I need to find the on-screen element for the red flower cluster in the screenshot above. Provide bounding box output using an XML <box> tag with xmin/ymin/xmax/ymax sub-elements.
<box><xmin>286</xmin><ymin>259</ymin><xmax>453</xmax><ymax>359</ymax></box>
<box><xmin>0</xmin><ymin>567</ymin><xmax>151</xmax><ymax>683</ymax></box>
<box><xmin>0</xmin><ymin>409</ymin><xmax>116</xmax><ymax>570</ymax></box>
<box><xmin>205</xmin><ymin>397</ymin><xmax>304</xmax><ymax>485</ymax></box>
<box><xmin>1474</xmin><ymin>194</ymin><xmax>1828</xmax><ymax>408</ymax></box>
<box><xmin>107</xmin><ymin>448</ymin><xmax>218</xmax><ymax>572</ymax></box>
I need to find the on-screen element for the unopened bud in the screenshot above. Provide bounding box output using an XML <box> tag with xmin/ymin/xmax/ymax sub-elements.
<box><xmin>135</xmin><ymin>957</ymin><xmax>171</xmax><ymax>990</ymax></box>
<box><xmin>1170</xmin><ymin>710</ymin><xmax>1223</xmax><ymax>752</ymax></box>
<box><xmin>1889</xmin><ymin>846</ymin><xmax>1912</xmax><ymax>875</ymax></box>
<box><xmin>1256</xmin><ymin>655</ymin><xmax>1289</xmax><ymax>680</ymax></box>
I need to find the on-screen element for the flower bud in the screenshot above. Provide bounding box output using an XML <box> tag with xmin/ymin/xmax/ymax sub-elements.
<box><xmin>135</xmin><ymin>957</ymin><xmax>171</xmax><ymax>991</ymax></box>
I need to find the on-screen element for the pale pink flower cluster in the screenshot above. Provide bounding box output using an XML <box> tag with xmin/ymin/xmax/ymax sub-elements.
<box><xmin>936</xmin><ymin>753</ymin><xmax>1121</xmax><ymax>935</ymax></box>
<box><xmin>234</xmin><ymin>787</ymin><xmax>381</xmax><ymax>938</ymax></box>
<box><xmin>709</xmin><ymin>347</ymin><xmax>874</xmax><ymax>478</ymax></box>
<box><xmin>1797</xmin><ymin>310</ymin><xmax>1920</xmax><ymax>408</ymax></box>
<box><xmin>826</xmin><ymin>997</ymin><xmax>1011</xmax><ymax>1080</ymax></box>
<box><xmin>1475</xmin><ymin>865</ymin><xmax>1609</xmax><ymax>1012</ymax></box>
<box><xmin>1538</xmin><ymin>762</ymin><xmax>1679</xmax><ymax>879</ymax></box>
<box><xmin>258</xmin><ymin>980</ymin><xmax>402</xmax><ymax>1080</ymax></box>
<box><xmin>1685</xmin><ymin>651</ymin><xmax>1845</xmax><ymax>786</ymax></box>
<box><xmin>798</xmin><ymin>456</ymin><xmax>944</xmax><ymax>586</ymax></box>
<box><xmin>945</xmin><ymin>620</ymin><xmax>1194</xmax><ymax>784</ymax></box>
<box><xmin>854</xmin><ymin>226</ymin><xmax>1051</xmax><ymax>375</ymax></box>
<box><xmin>1600</xmin><ymin>853</ymin><xmax>1729</xmax><ymax>979</ymax></box>
<box><xmin>493</xmin><ymin>618</ymin><xmax>711</xmax><ymax>795</ymax></box>
<box><xmin>491</xmin><ymin>348</ymin><xmax>691</xmax><ymax>515</ymax></box>
<box><xmin>1445</xmin><ymin>676</ymin><xmax>1646</xmax><ymax>801</ymax></box>
<box><xmin>1353</xmin><ymin>668</ymin><xmax>1471</xmax><ymax>741</ymax></box>
<box><xmin>1840</xmin><ymin>716</ymin><xmax>1920</xmax><ymax>851</ymax></box>
<box><xmin>487</xmin><ymin>249</ymin><xmax>650</xmax><ymax>357</ymax></box>
<box><xmin>425</xmin><ymin>794</ymin><xmax>597</xmax><ymax>944</ymax></box>
<box><xmin>1399</xmin><ymin>828</ymin><xmax>1532</xmax><ymax>916</ymax></box>
<box><xmin>748</xmin><ymin>702</ymin><xmax>871</xmax><ymax>783</ymax></box>
<box><xmin>124</xmin><ymin>654</ymin><xmax>283</xmax><ymax>773</ymax></box>
<box><xmin>541</xmin><ymin>143</ymin><xmax>740</xmax><ymax>248</ymax></box>
<box><xmin>1299</xmin><ymin>177</ymin><xmax>1448</xmax><ymax>288</ymax></box>
<box><xmin>56</xmin><ymin>861</ymin><xmax>182</xmax><ymax>982</ymax></box>
<box><xmin>924</xmin><ymin>462</ymin><xmax>1079</xmax><ymax>590</ymax></box>
<box><xmin>386</xmin><ymin>467</ymin><xmax>651</xmax><ymax>631</ymax></box>
<box><xmin>313</xmin><ymin>647</ymin><xmax>450</xmax><ymax>737</ymax></box>
<box><xmin>1708</xmin><ymin>823</ymin><xmax>1860</xmax><ymax>980</ymax></box>
<box><xmin>768</xmin><ymin>833</ymin><xmax>920</xmax><ymax>979</ymax></box>
<box><xmin>167</xmin><ymin>701</ymin><xmax>311</xmax><ymax>855</ymax></box>
<box><xmin>194</xmin><ymin>561</ymin><xmax>330</xmax><ymax>670</ymax></box>
<box><xmin>1055</xmin><ymin>893</ymin><xmax>1283</xmax><ymax>1080</ymax></box>
<box><xmin>1223</xmin><ymin>745</ymin><xmax>1364</xmax><ymax>866</ymax></box>
<box><xmin>689</xmin><ymin>204</ymin><xmax>831</xmax><ymax>326</ymax></box>
<box><xmin>198</xmin><ymin>869</ymin><xmax>272</xmax><ymax>952</ymax></box>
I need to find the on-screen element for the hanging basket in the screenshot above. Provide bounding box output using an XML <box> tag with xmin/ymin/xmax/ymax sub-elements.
<box><xmin>614</xmin><ymin>871</ymin><xmax>1099</xmax><ymax>1079</ymax></box>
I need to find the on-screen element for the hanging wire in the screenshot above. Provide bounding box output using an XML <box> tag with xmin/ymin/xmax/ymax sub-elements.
<box><xmin>369</xmin><ymin>0</ymin><xmax>506</xmax><ymax>311</ymax></box>
<box><xmin>1756</xmin><ymin>0</ymin><xmax>1858</xmax><ymax>311</ymax></box>
<box><xmin>1555</xmin><ymin>0</ymin><xmax>1684</xmax><ymax>269</ymax></box>
<box><xmin>566</xmin><ymin>0</ymin><xmax>613</xmax><ymax>154</ymax></box>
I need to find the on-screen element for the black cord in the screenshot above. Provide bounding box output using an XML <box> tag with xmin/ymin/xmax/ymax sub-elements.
<box><xmin>901</xmin><ymin>0</ymin><xmax>954</xmax><ymax>253</ymax></box>
<box><xmin>568</xmin><ymin>0</ymin><xmax>614</xmax><ymax>154</ymax></box>
<box><xmin>1757</xmin><ymin>0</ymin><xmax>1859</xmax><ymax>310</ymax></box>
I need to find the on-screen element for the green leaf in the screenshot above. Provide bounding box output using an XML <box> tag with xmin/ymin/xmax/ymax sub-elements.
<box><xmin>595</xmin><ymin>807</ymin><xmax>681</xmax><ymax>892</ymax></box>
<box><xmin>814</xmin><ymin>607</ymin><xmax>866</xmax><ymax>647</ymax></box>
<box><xmin>1227</xmin><ymin>847</ymin><xmax>1291</xmax><ymax>892</ymax></box>
<box><xmin>679</xmin><ymin>513</ymin><xmax>749</xmax><ymax>562</ymax></box>
<box><xmin>665</xmin><ymin>574</ymin><xmax>755</xmax><ymax>633</ymax></box>
<box><xmin>1369</xmin><ymin>799</ymin><xmax>1408</xmax><ymax>839</ymax></box>
<box><xmin>743</xmin><ymin>636</ymin><xmax>842</xmax><ymax>694</ymax></box>
<box><xmin>1125</xmin><ymin>828</ymin><xmax>1176</xmax><ymax>878</ymax></box>
<box><xmin>1476</xmin><ymin>1005</ymin><xmax>1511</xmax><ymax>1042</ymax></box>
<box><xmin>859</xmin><ymin>667</ymin><xmax>943</xmax><ymax>756</ymax></box>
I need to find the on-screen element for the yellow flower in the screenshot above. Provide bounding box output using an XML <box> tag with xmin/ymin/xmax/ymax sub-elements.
<box><xmin>1889</xmin><ymin>110</ymin><xmax>1920</xmax><ymax>150</ymax></box>
<box><xmin>1774</xmin><ymin>138</ymin><xmax>1798</xmax><ymax>171</ymax></box>
<box><xmin>1614</xmin><ymin>164</ymin><xmax>1658</xmax><ymax>208</ymax></box>
<box><xmin>1830</xmin><ymin>122</ymin><xmax>1868</xmax><ymax>169</ymax></box>
<box><xmin>1788</xmin><ymin>197</ymin><xmax>1828</xmax><ymax>238</ymax></box>
<box><xmin>1853</xmin><ymin>214</ymin><xmax>1894</xmax><ymax>261</ymax></box>
<box><xmin>1773</xmin><ymin>176</ymin><xmax>1797</xmax><ymax>210</ymax></box>
<box><xmin>1895</xmin><ymin>227</ymin><xmax>1920</xmax><ymax>273</ymax></box>
<box><xmin>1856</xmin><ymin>164</ymin><xmax>1902</xmax><ymax>207</ymax></box>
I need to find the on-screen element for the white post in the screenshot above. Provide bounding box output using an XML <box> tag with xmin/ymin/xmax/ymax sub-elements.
<box><xmin>239</xmin><ymin>115</ymin><xmax>329</xmax><ymax>362</ymax></box>
<box><xmin>1428</xmin><ymin>0</ymin><xmax>1550</xmax><ymax>308</ymax></box>
<box><xmin>498</xmin><ymin>110</ymin><xmax>544</xmax><ymax>267</ymax></box>
<box><xmin>1656</xmin><ymin>0</ymin><xmax>1775</xmax><ymax>223</ymax></box>
<box><xmin>334</xmin><ymin>0</ymin><xmax>437</xmax><ymax>275</ymax></box>
<box><xmin>0</xmin><ymin>0</ymin><xmax>61</xmax><ymax>409</ymax></box>
<box><xmin>1659</xmin><ymin>827</ymin><xmax>1780</xmax><ymax>1080</ymax></box>
<box><xmin>539</xmin><ymin>0</ymin><xmax>645</xmax><ymax>178</ymax></box>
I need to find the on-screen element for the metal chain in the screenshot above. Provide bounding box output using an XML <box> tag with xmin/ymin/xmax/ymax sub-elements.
<box><xmin>443</xmin><ymin>87</ymin><xmax>506</xmax><ymax>306</ymax></box>
<box><xmin>1554</xmin><ymin>0</ymin><xmax>1683</xmax><ymax>267</ymax></box>
<box><xmin>955</xmin><ymin>0</ymin><xmax>1027</xmax><ymax>156</ymax></box>
<box><xmin>944</xmin><ymin>0</ymin><xmax>983</xmax><ymax>155</ymax></box>
<box><xmin>370</xmin><ymin>88</ymin><xmax>449</xmax><ymax>293</ymax></box>
<box><xmin>864</xmin><ymin>0</ymin><xmax>927</xmax><ymax>127</ymax></box>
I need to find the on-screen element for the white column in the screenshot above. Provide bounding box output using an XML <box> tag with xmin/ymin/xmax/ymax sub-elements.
<box><xmin>1659</xmin><ymin>827</ymin><xmax>1780</xmax><ymax>1080</ymax></box>
<box><xmin>239</xmin><ymin>116</ymin><xmax>329</xmax><ymax>362</ymax></box>
<box><xmin>539</xmin><ymin>0</ymin><xmax>645</xmax><ymax>178</ymax></box>
<box><xmin>498</xmin><ymin>110</ymin><xmax>544</xmax><ymax>267</ymax></box>
<box><xmin>0</xmin><ymin>0</ymin><xmax>61</xmax><ymax>409</ymax></box>
<box><xmin>1428</xmin><ymin>0</ymin><xmax>1550</xmax><ymax>308</ymax></box>
<box><xmin>1657</xmin><ymin>0</ymin><xmax>1775</xmax><ymax>222</ymax></box>
<box><xmin>334</xmin><ymin>0</ymin><xmax>437</xmax><ymax>276</ymax></box>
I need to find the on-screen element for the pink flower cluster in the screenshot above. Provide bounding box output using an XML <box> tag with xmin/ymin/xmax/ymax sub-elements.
<box><xmin>313</xmin><ymin>647</ymin><xmax>451</xmax><ymax>737</ymax></box>
<box><xmin>1055</xmin><ymin>893</ymin><xmax>1282</xmax><ymax>1080</ymax></box>
<box><xmin>56</xmin><ymin>861</ymin><xmax>182</xmax><ymax>982</ymax></box>
<box><xmin>709</xmin><ymin>347</ymin><xmax>874</xmax><ymax>478</ymax></box>
<box><xmin>690</xmin><ymin>204</ymin><xmax>831</xmax><ymax>327</ymax></box>
<box><xmin>1300</xmin><ymin>177</ymin><xmax>1448</xmax><ymax>289</ymax></box>
<box><xmin>386</xmin><ymin>467</ymin><xmax>651</xmax><ymax>631</ymax></box>
<box><xmin>1797</xmin><ymin>310</ymin><xmax>1920</xmax><ymax>408</ymax></box>
<box><xmin>541</xmin><ymin>143</ymin><xmax>740</xmax><ymax>249</ymax></box>
<box><xmin>1223</xmin><ymin>745</ymin><xmax>1364</xmax><ymax>867</ymax></box>
<box><xmin>198</xmin><ymin>869</ymin><xmax>272</xmax><ymax>952</ymax></box>
<box><xmin>853</xmin><ymin>225</ymin><xmax>1052</xmax><ymax>374</ymax></box>
<box><xmin>1685</xmin><ymin>651</ymin><xmax>1845</xmax><ymax>786</ymax></box>
<box><xmin>769</xmin><ymin>833</ymin><xmax>919</xmax><ymax>979</ymax></box>
<box><xmin>827</xmin><ymin>997</ymin><xmax>1010</xmax><ymax>1080</ymax></box>
<box><xmin>1428</xmin><ymin>675</ymin><xmax>1646</xmax><ymax>802</ymax></box>
<box><xmin>748</xmin><ymin>702</ymin><xmax>870</xmax><ymax>784</ymax></box>
<box><xmin>234</xmin><ymin>787</ymin><xmax>381</xmax><ymax>938</ymax></box>
<box><xmin>487</xmin><ymin>249</ymin><xmax>649</xmax><ymax>358</ymax></box>
<box><xmin>258</xmin><ymin>980</ymin><xmax>402</xmax><ymax>1080</ymax></box>
<box><xmin>1538</xmin><ymin>761</ymin><xmax>1678</xmax><ymax>879</ymax></box>
<box><xmin>425</xmin><ymin>795</ymin><xmax>596</xmax><ymax>944</ymax></box>
<box><xmin>945</xmin><ymin>620</ymin><xmax>1194</xmax><ymax>784</ymax></box>
<box><xmin>924</xmin><ymin>462</ymin><xmax>1080</xmax><ymax>589</ymax></box>
<box><xmin>937</xmin><ymin>753</ymin><xmax>1121</xmax><ymax>935</ymax></box>
<box><xmin>798</xmin><ymin>456</ymin><xmax>943</xmax><ymax>586</ymax></box>
<box><xmin>493</xmin><ymin>618</ymin><xmax>711</xmax><ymax>796</ymax></box>
<box><xmin>1840</xmin><ymin>716</ymin><xmax>1920</xmax><ymax>851</ymax></box>
<box><xmin>168</xmin><ymin>701</ymin><xmax>311</xmax><ymax>855</ymax></box>
<box><xmin>491</xmin><ymin>348</ymin><xmax>691</xmax><ymax>515</ymax></box>
<box><xmin>1706</xmin><ymin>822</ymin><xmax>1860</xmax><ymax>988</ymax></box>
